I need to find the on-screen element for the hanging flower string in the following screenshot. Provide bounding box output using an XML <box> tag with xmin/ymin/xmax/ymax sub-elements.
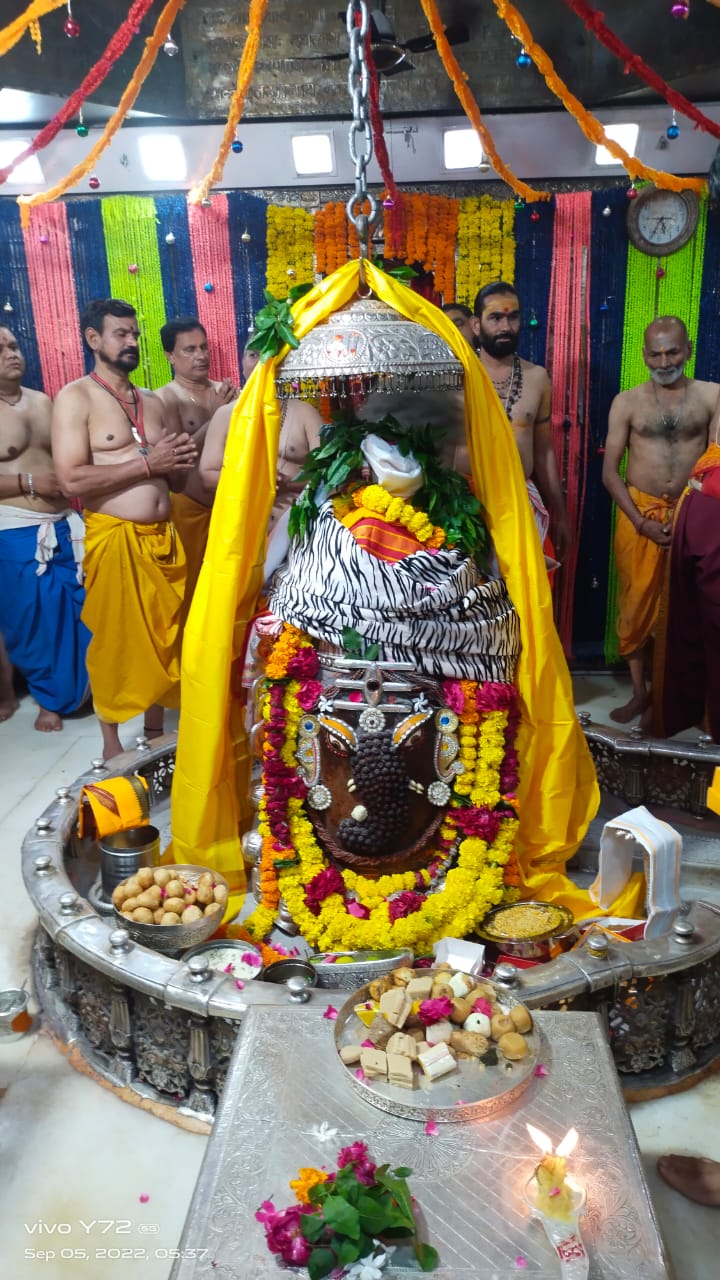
<box><xmin>188</xmin><ymin>0</ymin><xmax>269</xmax><ymax>205</ymax></box>
<box><xmin>418</xmin><ymin>0</ymin><xmax>549</xmax><ymax>203</ymax></box>
<box><xmin>266</xmin><ymin>205</ymin><xmax>314</xmax><ymax>298</ymax></box>
<box><xmin>490</xmin><ymin>0</ymin><xmax>705</xmax><ymax>195</ymax></box>
<box><xmin>17</xmin><ymin>0</ymin><xmax>186</xmax><ymax>227</ymax></box>
<box><xmin>364</xmin><ymin>29</ymin><xmax>404</xmax><ymax>248</ymax></box>
<box><xmin>0</xmin><ymin>0</ymin><xmax>65</xmax><ymax>57</ymax></box>
<box><xmin>564</xmin><ymin>0</ymin><xmax>720</xmax><ymax>142</ymax></box>
<box><xmin>0</xmin><ymin>0</ymin><xmax>155</xmax><ymax>185</ymax></box>
<box><xmin>314</xmin><ymin>202</ymin><xmax>349</xmax><ymax>275</ymax></box>
<box><xmin>456</xmin><ymin>195</ymin><xmax>516</xmax><ymax>306</ymax></box>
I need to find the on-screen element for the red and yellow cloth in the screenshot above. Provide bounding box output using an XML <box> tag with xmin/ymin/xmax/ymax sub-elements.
<box><xmin>171</xmin><ymin>259</ymin><xmax>643</xmax><ymax>921</ymax></box>
<box><xmin>78</xmin><ymin>775</ymin><xmax>150</xmax><ymax>840</ymax></box>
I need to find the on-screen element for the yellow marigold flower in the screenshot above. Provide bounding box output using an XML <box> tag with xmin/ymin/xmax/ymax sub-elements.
<box><xmin>290</xmin><ymin>1167</ymin><xmax>329</xmax><ymax>1204</ymax></box>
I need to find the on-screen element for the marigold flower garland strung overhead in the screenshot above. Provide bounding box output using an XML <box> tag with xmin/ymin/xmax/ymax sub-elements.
<box><xmin>313</xmin><ymin>201</ymin><xmax>349</xmax><ymax>277</ymax></box>
<box><xmin>188</xmin><ymin>0</ymin><xmax>269</xmax><ymax>205</ymax></box>
<box><xmin>17</xmin><ymin>0</ymin><xmax>186</xmax><ymax>227</ymax></box>
<box><xmin>490</xmin><ymin>0</ymin><xmax>705</xmax><ymax>195</ymax></box>
<box><xmin>266</xmin><ymin>205</ymin><xmax>314</xmax><ymax>299</ymax></box>
<box><xmin>418</xmin><ymin>0</ymin><xmax>549</xmax><ymax>203</ymax></box>
<box><xmin>0</xmin><ymin>0</ymin><xmax>65</xmax><ymax>57</ymax></box>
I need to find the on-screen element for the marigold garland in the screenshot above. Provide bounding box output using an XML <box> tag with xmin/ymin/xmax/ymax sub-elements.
<box><xmin>490</xmin><ymin>0</ymin><xmax>706</xmax><ymax>196</ymax></box>
<box><xmin>352</xmin><ymin>483</ymin><xmax>446</xmax><ymax>548</ymax></box>
<box><xmin>313</xmin><ymin>202</ymin><xmax>349</xmax><ymax>277</ymax></box>
<box><xmin>266</xmin><ymin>205</ymin><xmax>314</xmax><ymax>299</ymax></box>
<box><xmin>455</xmin><ymin>196</ymin><xmax>516</xmax><ymax>307</ymax></box>
<box><xmin>244</xmin><ymin>630</ymin><xmax>522</xmax><ymax>953</ymax></box>
<box><xmin>0</xmin><ymin>0</ymin><xmax>64</xmax><ymax>57</ymax></box>
<box><xmin>17</xmin><ymin>0</ymin><xmax>185</xmax><ymax>227</ymax></box>
<box><xmin>188</xmin><ymin>0</ymin><xmax>269</xmax><ymax>205</ymax></box>
<box><xmin>418</xmin><ymin>0</ymin><xmax>549</xmax><ymax>203</ymax></box>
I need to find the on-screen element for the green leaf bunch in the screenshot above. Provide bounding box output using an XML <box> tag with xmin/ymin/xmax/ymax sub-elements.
<box><xmin>298</xmin><ymin>1155</ymin><xmax>438</xmax><ymax>1279</ymax></box>
<box><xmin>245</xmin><ymin>286</ymin><xmax>311</xmax><ymax>363</ymax></box>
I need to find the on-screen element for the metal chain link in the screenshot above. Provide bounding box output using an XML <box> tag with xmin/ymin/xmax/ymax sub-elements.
<box><xmin>345</xmin><ymin>0</ymin><xmax>378</xmax><ymax>259</ymax></box>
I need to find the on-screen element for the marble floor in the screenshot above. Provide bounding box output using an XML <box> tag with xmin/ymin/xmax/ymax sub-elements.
<box><xmin>1</xmin><ymin>677</ymin><xmax>719</xmax><ymax>1279</ymax></box>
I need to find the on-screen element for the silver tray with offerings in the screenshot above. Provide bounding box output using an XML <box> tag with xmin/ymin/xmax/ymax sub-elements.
<box><xmin>333</xmin><ymin>965</ymin><xmax>540</xmax><ymax>1123</ymax></box>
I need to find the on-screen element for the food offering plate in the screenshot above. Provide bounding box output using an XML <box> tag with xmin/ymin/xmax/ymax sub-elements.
<box><xmin>333</xmin><ymin>969</ymin><xmax>541</xmax><ymax>1123</ymax></box>
<box><xmin>478</xmin><ymin>901</ymin><xmax>579</xmax><ymax>961</ymax></box>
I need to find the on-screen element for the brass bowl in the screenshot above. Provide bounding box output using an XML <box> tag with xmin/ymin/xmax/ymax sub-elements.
<box><xmin>478</xmin><ymin>901</ymin><xmax>578</xmax><ymax>961</ymax></box>
<box><xmin>113</xmin><ymin>864</ymin><xmax>228</xmax><ymax>956</ymax></box>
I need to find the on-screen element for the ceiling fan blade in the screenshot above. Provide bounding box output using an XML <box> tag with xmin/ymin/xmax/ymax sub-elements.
<box><xmin>382</xmin><ymin>57</ymin><xmax>416</xmax><ymax>77</ymax></box>
<box><xmin>404</xmin><ymin>22</ymin><xmax>470</xmax><ymax>54</ymax></box>
<box><xmin>293</xmin><ymin>51</ymin><xmax>348</xmax><ymax>62</ymax></box>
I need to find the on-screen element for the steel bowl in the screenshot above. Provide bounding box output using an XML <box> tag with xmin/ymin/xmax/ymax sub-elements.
<box><xmin>263</xmin><ymin>958</ymin><xmax>317</xmax><ymax>988</ymax></box>
<box><xmin>478</xmin><ymin>901</ymin><xmax>579</xmax><ymax>961</ymax></box>
<box><xmin>112</xmin><ymin>864</ymin><xmax>229</xmax><ymax>955</ymax></box>
<box><xmin>0</xmin><ymin>988</ymin><xmax>31</xmax><ymax>1040</ymax></box>
<box><xmin>307</xmin><ymin>948</ymin><xmax>414</xmax><ymax>990</ymax></box>
<box><xmin>183</xmin><ymin>939</ymin><xmax>264</xmax><ymax>979</ymax></box>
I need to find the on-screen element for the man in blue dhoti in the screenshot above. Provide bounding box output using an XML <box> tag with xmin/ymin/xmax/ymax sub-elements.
<box><xmin>0</xmin><ymin>326</ymin><xmax>89</xmax><ymax>731</ymax></box>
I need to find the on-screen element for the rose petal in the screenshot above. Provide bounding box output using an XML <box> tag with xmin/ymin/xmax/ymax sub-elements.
<box><xmin>361</xmin><ymin>1039</ymin><xmax>375</xmax><ymax>1048</ymax></box>
<box><xmin>223</xmin><ymin>963</ymin><xmax>234</xmax><ymax>973</ymax></box>
<box><xmin>235</xmin><ymin>979</ymin><xmax>245</xmax><ymax>990</ymax></box>
<box><xmin>515</xmin><ymin>1258</ymin><xmax>528</xmax><ymax>1269</ymax></box>
<box><xmin>453</xmin><ymin>1100</ymin><xmax>468</xmax><ymax>1107</ymax></box>
<box><xmin>355</xmin><ymin>1068</ymin><xmax>366</xmax><ymax>1082</ymax></box>
<box><xmin>323</xmin><ymin>1005</ymin><xmax>338</xmax><ymax>1020</ymax></box>
<box><xmin>425</xmin><ymin>1120</ymin><xmax>439</xmax><ymax>1137</ymax></box>
<box><xmin>139</xmin><ymin>1193</ymin><xmax>150</xmax><ymax>1204</ymax></box>
<box><xmin>549</xmin><ymin>1187</ymin><xmax>560</xmax><ymax>1197</ymax></box>
<box><xmin>534</xmin><ymin>1063</ymin><xmax>549</xmax><ymax>1078</ymax></box>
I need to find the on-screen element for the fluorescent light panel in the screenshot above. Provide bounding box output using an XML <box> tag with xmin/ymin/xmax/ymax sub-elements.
<box><xmin>595</xmin><ymin>123</ymin><xmax>639</xmax><ymax>166</ymax></box>
<box><xmin>443</xmin><ymin>129</ymin><xmax>484</xmax><ymax>170</ymax></box>
<box><xmin>138</xmin><ymin>134</ymin><xmax>187</xmax><ymax>181</ymax></box>
<box><xmin>0</xmin><ymin>138</ymin><xmax>43</xmax><ymax>184</ymax></box>
<box><xmin>291</xmin><ymin>133</ymin><xmax>334</xmax><ymax>176</ymax></box>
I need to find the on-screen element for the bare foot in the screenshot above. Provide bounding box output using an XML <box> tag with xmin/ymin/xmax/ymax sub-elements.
<box><xmin>34</xmin><ymin>707</ymin><xmax>63</xmax><ymax>732</ymax></box>
<box><xmin>100</xmin><ymin>720</ymin><xmax>124</xmax><ymax>760</ymax></box>
<box><xmin>657</xmin><ymin>1155</ymin><xmax>720</xmax><ymax>1206</ymax></box>
<box><xmin>0</xmin><ymin>695</ymin><xmax>19</xmax><ymax>722</ymax></box>
<box><xmin>609</xmin><ymin>690</ymin><xmax>651</xmax><ymax>724</ymax></box>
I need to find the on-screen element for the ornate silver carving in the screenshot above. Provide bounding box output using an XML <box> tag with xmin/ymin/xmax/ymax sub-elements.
<box><xmin>276</xmin><ymin>297</ymin><xmax>463</xmax><ymax>399</ymax></box>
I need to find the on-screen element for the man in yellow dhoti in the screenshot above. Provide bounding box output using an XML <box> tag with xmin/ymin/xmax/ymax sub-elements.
<box><xmin>602</xmin><ymin>317</ymin><xmax>717</xmax><ymax>723</ymax></box>
<box><xmin>52</xmin><ymin>299</ymin><xmax>198</xmax><ymax>759</ymax></box>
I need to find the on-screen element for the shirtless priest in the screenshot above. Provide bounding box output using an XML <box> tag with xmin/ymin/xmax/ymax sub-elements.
<box><xmin>602</xmin><ymin>317</ymin><xmax>718</xmax><ymax>723</ymax></box>
<box><xmin>156</xmin><ymin>317</ymin><xmax>239</xmax><ymax>614</ymax></box>
<box><xmin>472</xmin><ymin>282</ymin><xmax>570</xmax><ymax>565</ymax></box>
<box><xmin>0</xmin><ymin>325</ymin><xmax>89</xmax><ymax>731</ymax></box>
<box><xmin>52</xmin><ymin>299</ymin><xmax>197</xmax><ymax>759</ymax></box>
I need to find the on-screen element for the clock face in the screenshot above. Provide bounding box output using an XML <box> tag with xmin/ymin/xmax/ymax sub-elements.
<box><xmin>626</xmin><ymin>186</ymin><xmax>699</xmax><ymax>257</ymax></box>
<box><xmin>637</xmin><ymin>193</ymin><xmax>688</xmax><ymax>246</ymax></box>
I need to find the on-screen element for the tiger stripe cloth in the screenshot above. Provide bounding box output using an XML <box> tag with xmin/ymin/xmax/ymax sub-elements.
<box><xmin>268</xmin><ymin>501</ymin><xmax>520</xmax><ymax>682</ymax></box>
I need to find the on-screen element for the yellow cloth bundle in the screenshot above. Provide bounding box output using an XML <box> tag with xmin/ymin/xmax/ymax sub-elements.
<box><xmin>77</xmin><ymin>774</ymin><xmax>150</xmax><ymax>840</ymax></box>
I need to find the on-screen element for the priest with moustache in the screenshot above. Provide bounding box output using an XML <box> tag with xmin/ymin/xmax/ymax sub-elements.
<box><xmin>52</xmin><ymin>299</ymin><xmax>198</xmax><ymax>759</ymax></box>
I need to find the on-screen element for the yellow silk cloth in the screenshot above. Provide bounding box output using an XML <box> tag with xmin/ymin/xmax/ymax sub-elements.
<box><xmin>171</xmin><ymin>491</ymin><xmax>212</xmax><ymax>624</ymax></box>
<box><xmin>77</xmin><ymin>774</ymin><xmax>150</xmax><ymax>839</ymax></box>
<box><xmin>83</xmin><ymin>511</ymin><xmax>186</xmax><ymax>724</ymax></box>
<box><xmin>341</xmin><ymin>506</ymin><xmax>424</xmax><ymax>562</ymax></box>
<box><xmin>171</xmin><ymin>260</ymin><xmax>644</xmax><ymax>921</ymax></box>
<box><xmin>614</xmin><ymin>486</ymin><xmax>676</xmax><ymax>657</ymax></box>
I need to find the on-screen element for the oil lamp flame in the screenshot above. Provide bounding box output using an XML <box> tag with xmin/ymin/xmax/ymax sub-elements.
<box><xmin>556</xmin><ymin>1128</ymin><xmax>579</xmax><ymax>1158</ymax></box>
<box><xmin>526</xmin><ymin>1123</ymin><xmax>553</xmax><ymax>1155</ymax></box>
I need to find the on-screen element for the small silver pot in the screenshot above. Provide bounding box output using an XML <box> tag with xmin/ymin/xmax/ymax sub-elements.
<box><xmin>99</xmin><ymin>825</ymin><xmax>160</xmax><ymax>902</ymax></box>
<box><xmin>0</xmin><ymin>989</ymin><xmax>31</xmax><ymax>1040</ymax></box>
<box><xmin>263</xmin><ymin>959</ymin><xmax>317</xmax><ymax>989</ymax></box>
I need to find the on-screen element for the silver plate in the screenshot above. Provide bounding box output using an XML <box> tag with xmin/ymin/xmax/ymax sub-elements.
<box><xmin>334</xmin><ymin>970</ymin><xmax>539</xmax><ymax>1123</ymax></box>
<box><xmin>309</xmin><ymin>947</ymin><xmax>414</xmax><ymax>989</ymax></box>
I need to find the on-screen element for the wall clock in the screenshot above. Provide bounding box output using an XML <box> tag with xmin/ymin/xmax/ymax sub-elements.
<box><xmin>626</xmin><ymin>185</ymin><xmax>699</xmax><ymax>257</ymax></box>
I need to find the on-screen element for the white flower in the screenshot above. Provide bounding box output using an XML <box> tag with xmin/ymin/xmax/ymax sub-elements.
<box><xmin>310</xmin><ymin>1120</ymin><xmax>338</xmax><ymax>1143</ymax></box>
<box><xmin>344</xmin><ymin>1244</ymin><xmax>394</xmax><ymax>1279</ymax></box>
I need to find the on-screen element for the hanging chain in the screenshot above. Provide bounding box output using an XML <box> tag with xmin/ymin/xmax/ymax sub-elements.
<box><xmin>346</xmin><ymin>0</ymin><xmax>378</xmax><ymax>260</ymax></box>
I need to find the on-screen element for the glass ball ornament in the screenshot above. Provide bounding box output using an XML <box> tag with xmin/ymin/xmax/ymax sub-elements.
<box><xmin>164</xmin><ymin>231</ymin><xmax>176</xmax><ymax>245</ymax></box>
<box><xmin>530</xmin><ymin>210</ymin><xmax>540</xmax><ymax>223</ymax></box>
<box><xmin>39</xmin><ymin>234</ymin><xmax>49</xmax><ymax>245</ymax></box>
<box><xmin>514</xmin><ymin>198</ymin><xmax>525</xmax><ymax>211</ymax></box>
<box><xmin>666</xmin><ymin>122</ymin><xmax>680</xmax><ymax>140</ymax></box>
<box><xmin>76</xmin><ymin>123</ymin><xmax>89</xmax><ymax>138</ymax></box>
<box><xmin>516</xmin><ymin>49</ymin><xmax>532</xmax><ymax>68</ymax></box>
<box><xmin>602</xmin><ymin>205</ymin><xmax>612</xmax><ymax>218</ymax></box>
<box><xmin>529</xmin><ymin>315</ymin><xmax>539</xmax><ymax>329</ymax></box>
<box><xmin>382</xmin><ymin>196</ymin><xmax>394</xmax><ymax>209</ymax></box>
<box><xmin>656</xmin><ymin>266</ymin><xmax>666</xmax><ymax>279</ymax></box>
<box><xmin>241</xmin><ymin>229</ymin><xmax>251</xmax><ymax>244</ymax></box>
<box><xmin>88</xmin><ymin>175</ymin><xmax>100</xmax><ymax>190</ymax></box>
<box><xmin>599</xmin><ymin>301</ymin><xmax>609</xmax><ymax>313</ymax></box>
<box><xmin>163</xmin><ymin>36</ymin><xmax>179</xmax><ymax>56</ymax></box>
<box><xmin>128</xmin><ymin>263</ymin><xmax>138</xmax><ymax>275</ymax></box>
<box><xmin>626</xmin><ymin>185</ymin><xmax>638</xmax><ymax>200</ymax></box>
<box><xmin>287</xmin><ymin>267</ymin><xmax>296</xmax><ymax>278</ymax></box>
<box><xmin>64</xmin><ymin>16</ymin><xmax>80</xmax><ymax>38</ymax></box>
<box><xmin>3</xmin><ymin>300</ymin><xmax>14</xmax><ymax>313</ymax></box>
<box><xmin>204</xmin><ymin>282</ymin><xmax>214</xmax><ymax>293</ymax></box>
<box><xmin>231</xmin><ymin>139</ymin><xmax>244</xmax><ymax>154</ymax></box>
<box><xmin>671</xmin><ymin>2</ymin><xmax>689</xmax><ymax>16</ymax></box>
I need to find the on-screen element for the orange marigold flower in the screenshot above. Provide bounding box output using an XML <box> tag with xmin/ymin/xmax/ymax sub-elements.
<box><xmin>290</xmin><ymin>1167</ymin><xmax>329</xmax><ymax>1204</ymax></box>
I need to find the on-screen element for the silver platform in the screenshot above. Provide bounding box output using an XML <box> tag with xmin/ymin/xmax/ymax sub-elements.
<box><xmin>171</xmin><ymin>1010</ymin><xmax>673</xmax><ymax>1279</ymax></box>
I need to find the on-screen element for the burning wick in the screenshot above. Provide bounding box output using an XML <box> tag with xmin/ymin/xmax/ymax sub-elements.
<box><xmin>526</xmin><ymin>1124</ymin><xmax>579</xmax><ymax>1221</ymax></box>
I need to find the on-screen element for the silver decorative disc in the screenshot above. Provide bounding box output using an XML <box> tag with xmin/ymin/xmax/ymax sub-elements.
<box><xmin>358</xmin><ymin>707</ymin><xmax>386</xmax><ymax>734</ymax></box>
<box><xmin>308</xmin><ymin>783</ymin><xmax>332</xmax><ymax>810</ymax></box>
<box><xmin>427</xmin><ymin>780</ymin><xmax>451</xmax><ymax>806</ymax></box>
